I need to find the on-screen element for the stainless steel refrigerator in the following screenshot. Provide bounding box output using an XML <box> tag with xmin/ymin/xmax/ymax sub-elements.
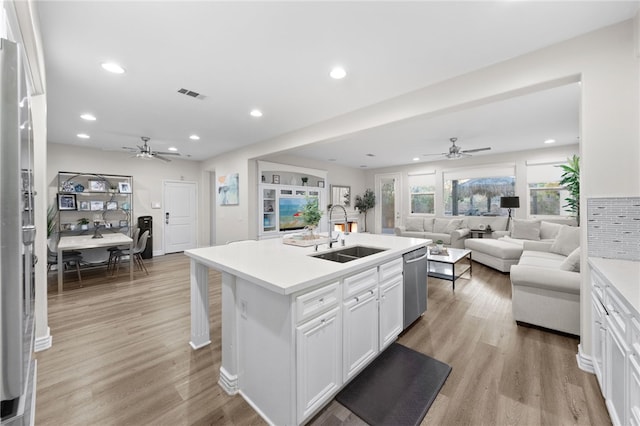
<box><xmin>1</xmin><ymin>37</ymin><xmax>36</xmax><ymax>424</ymax></box>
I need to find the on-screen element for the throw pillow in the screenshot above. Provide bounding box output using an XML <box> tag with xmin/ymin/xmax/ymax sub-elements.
<box><xmin>433</xmin><ymin>218</ymin><xmax>450</xmax><ymax>234</ymax></box>
<box><xmin>444</xmin><ymin>219</ymin><xmax>464</xmax><ymax>233</ymax></box>
<box><xmin>559</xmin><ymin>247</ymin><xmax>581</xmax><ymax>272</ymax></box>
<box><xmin>540</xmin><ymin>221</ymin><xmax>564</xmax><ymax>240</ymax></box>
<box><xmin>422</xmin><ymin>217</ymin><xmax>435</xmax><ymax>232</ymax></box>
<box><xmin>510</xmin><ymin>219</ymin><xmax>541</xmax><ymax>240</ymax></box>
<box><xmin>550</xmin><ymin>225</ymin><xmax>581</xmax><ymax>256</ymax></box>
<box><xmin>405</xmin><ymin>217</ymin><xmax>424</xmax><ymax>232</ymax></box>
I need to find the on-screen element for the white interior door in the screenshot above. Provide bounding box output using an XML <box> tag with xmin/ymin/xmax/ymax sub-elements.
<box><xmin>164</xmin><ymin>181</ymin><xmax>197</xmax><ymax>253</ymax></box>
<box><xmin>375</xmin><ymin>173</ymin><xmax>401</xmax><ymax>234</ymax></box>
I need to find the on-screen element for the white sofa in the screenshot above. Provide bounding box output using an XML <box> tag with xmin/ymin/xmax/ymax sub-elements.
<box><xmin>394</xmin><ymin>216</ymin><xmax>508</xmax><ymax>249</ymax></box>
<box><xmin>464</xmin><ymin>218</ymin><xmax>577</xmax><ymax>272</ymax></box>
<box><xmin>510</xmin><ymin>229</ymin><xmax>581</xmax><ymax>335</ymax></box>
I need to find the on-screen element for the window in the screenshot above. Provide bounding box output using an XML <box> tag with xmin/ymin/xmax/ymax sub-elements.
<box><xmin>443</xmin><ymin>166</ymin><xmax>515</xmax><ymax>216</ymax></box>
<box><xmin>527</xmin><ymin>161</ymin><xmax>570</xmax><ymax>216</ymax></box>
<box><xmin>408</xmin><ymin>173</ymin><xmax>435</xmax><ymax>214</ymax></box>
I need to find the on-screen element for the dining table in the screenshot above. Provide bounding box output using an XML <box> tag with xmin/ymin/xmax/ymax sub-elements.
<box><xmin>57</xmin><ymin>232</ymin><xmax>133</xmax><ymax>292</ymax></box>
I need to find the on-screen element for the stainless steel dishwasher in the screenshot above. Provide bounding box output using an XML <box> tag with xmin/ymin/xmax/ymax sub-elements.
<box><xmin>403</xmin><ymin>246</ymin><xmax>428</xmax><ymax>329</ymax></box>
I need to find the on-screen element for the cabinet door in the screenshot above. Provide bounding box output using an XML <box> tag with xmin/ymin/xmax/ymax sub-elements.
<box><xmin>379</xmin><ymin>276</ymin><xmax>403</xmax><ymax>350</ymax></box>
<box><xmin>591</xmin><ymin>297</ymin><xmax>606</xmax><ymax>392</ymax></box>
<box><xmin>630</xmin><ymin>354</ymin><xmax>640</xmax><ymax>426</ymax></box>
<box><xmin>606</xmin><ymin>319</ymin><xmax>629</xmax><ymax>426</ymax></box>
<box><xmin>296</xmin><ymin>307</ymin><xmax>341</xmax><ymax>424</ymax></box>
<box><xmin>343</xmin><ymin>289</ymin><xmax>378</xmax><ymax>381</ymax></box>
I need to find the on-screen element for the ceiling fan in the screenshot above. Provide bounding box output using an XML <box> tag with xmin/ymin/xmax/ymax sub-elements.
<box><xmin>424</xmin><ymin>137</ymin><xmax>491</xmax><ymax>159</ymax></box>
<box><xmin>122</xmin><ymin>137</ymin><xmax>180</xmax><ymax>162</ymax></box>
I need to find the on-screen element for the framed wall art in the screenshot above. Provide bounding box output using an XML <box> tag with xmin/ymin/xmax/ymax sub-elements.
<box><xmin>57</xmin><ymin>194</ymin><xmax>77</xmax><ymax>211</ymax></box>
<box><xmin>217</xmin><ymin>173</ymin><xmax>239</xmax><ymax>206</ymax></box>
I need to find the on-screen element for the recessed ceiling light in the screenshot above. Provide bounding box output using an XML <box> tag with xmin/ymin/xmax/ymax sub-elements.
<box><xmin>250</xmin><ymin>109</ymin><xmax>263</xmax><ymax>117</ymax></box>
<box><xmin>77</xmin><ymin>133</ymin><xmax>90</xmax><ymax>139</ymax></box>
<box><xmin>413</xmin><ymin>157</ymin><xmax>420</xmax><ymax>161</ymax></box>
<box><xmin>168</xmin><ymin>147</ymin><xmax>178</xmax><ymax>152</ymax></box>
<box><xmin>80</xmin><ymin>113</ymin><xmax>96</xmax><ymax>121</ymax></box>
<box><xmin>330</xmin><ymin>66</ymin><xmax>347</xmax><ymax>80</ymax></box>
<box><xmin>544</xmin><ymin>139</ymin><xmax>556</xmax><ymax>144</ymax></box>
<box><xmin>101</xmin><ymin>62</ymin><xmax>125</xmax><ymax>74</ymax></box>
<box><xmin>189</xmin><ymin>134</ymin><xmax>200</xmax><ymax>140</ymax></box>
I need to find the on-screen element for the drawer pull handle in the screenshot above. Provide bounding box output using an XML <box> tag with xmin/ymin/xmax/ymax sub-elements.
<box><xmin>321</xmin><ymin>319</ymin><xmax>326</xmax><ymax>324</ymax></box>
<box><xmin>319</xmin><ymin>298</ymin><xmax>324</xmax><ymax>304</ymax></box>
<box><xmin>355</xmin><ymin>296</ymin><xmax>360</xmax><ymax>303</ymax></box>
<box><xmin>370</xmin><ymin>289</ymin><xmax>375</xmax><ymax>295</ymax></box>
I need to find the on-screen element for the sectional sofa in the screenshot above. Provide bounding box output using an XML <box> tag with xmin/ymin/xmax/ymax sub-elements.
<box><xmin>394</xmin><ymin>216</ymin><xmax>508</xmax><ymax>248</ymax></box>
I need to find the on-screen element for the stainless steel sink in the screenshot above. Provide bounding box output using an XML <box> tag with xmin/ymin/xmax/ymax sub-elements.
<box><xmin>310</xmin><ymin>245</ymin><xmax>388</xmax><ymax>263</ymax></box>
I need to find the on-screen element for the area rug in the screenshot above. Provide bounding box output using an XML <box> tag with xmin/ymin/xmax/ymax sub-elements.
<box><xmin>335</xmin><ymin>343</ymin><xmax>451</xmax><ymax>426</ymax></box>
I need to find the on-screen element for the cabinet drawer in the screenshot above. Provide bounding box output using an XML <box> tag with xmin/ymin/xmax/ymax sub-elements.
<box><xmin>605</xmin><ymin>286</ymin><xmax>631</xmax><ymax>339</ymax></box>
<box><xmin>296</xmin><ymin>282</ymin><xmax>340</xmax><ymax>324</ymax></box>
<box><xmin>343</xmin><ymin>267</ymin><xmax>377</xmax><ymax>298</ymax></box>
<box><xmin>379</xmin><ymin>258</ymin><xmax>403</xmax><ymax>282</ymax></box>
<box><xmin>591</xmin><ymin>271</ymin><xmax>606</xmax><ymax>304</ymax></box>
<box><xmin>633</xmin><ymin>317</ymin><xmax>640</xmax><ymax>357</ymax></box>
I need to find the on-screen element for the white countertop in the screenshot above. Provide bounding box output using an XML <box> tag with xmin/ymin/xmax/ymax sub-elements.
<box><xmin>185</xmin><ymin>233</ymin><xmax>430</xmax><ymax>295</ymax></box>
<box><xmin>589</xmin><ymin>257</ymin><xmax>640</xmax><ymax>314</ymax></box>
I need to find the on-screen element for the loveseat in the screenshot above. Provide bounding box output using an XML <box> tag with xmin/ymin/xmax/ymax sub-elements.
<box><xmin>394</xmin><ymin>216</ymin><xmax>508</xmax><ymax>249</ymax></box>
<box><xmin>510</xmin><ymin>229</ymin><xmax>581</xmax><ymax>335</ymax></box>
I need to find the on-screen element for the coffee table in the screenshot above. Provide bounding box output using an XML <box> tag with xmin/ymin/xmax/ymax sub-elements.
<box><xmin>427</xmin><ymin>247</ymin><xmax>472</xmax><ymax>291</ymax></box>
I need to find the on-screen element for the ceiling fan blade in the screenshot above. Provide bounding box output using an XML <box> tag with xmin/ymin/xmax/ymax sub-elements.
<box><xmin>122</xmin><ymin>146</ymin><xmax>137</xmax><ymax>151</ymax></box>
<box><xmin>154</xmin><ymin>151</ymin><xmax>181</xmax><ymax>156</ymax></box>
<box><xmin>422</xmin><ymin>152</ymin><xmax>448</xmax><ymax>156</ymax></box>
<box><xmin>461</xmin><ymin>147</ymin><xmax>491</xmax><ymax>153</ymax></box>
<box><xmin>152</xmin><ymin>154</ymin><xmax>172</xmax><ymax>162</ymax></box>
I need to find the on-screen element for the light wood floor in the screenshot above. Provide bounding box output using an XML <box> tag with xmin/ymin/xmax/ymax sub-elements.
<box><xmin>37</xmin><ymin>253</ymin><xmax>610</xmax><ymax>425</ymax></box>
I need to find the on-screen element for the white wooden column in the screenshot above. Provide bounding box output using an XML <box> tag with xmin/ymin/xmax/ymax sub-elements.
<box><xmin>189</xmin><ymin>259</ymin><xmax>211</xmax><ymax>349</ymax></box>
<box><xmin>218</xmin><ymin>271</ymin><xmax>239</xmax><ymax>394</ymax></box>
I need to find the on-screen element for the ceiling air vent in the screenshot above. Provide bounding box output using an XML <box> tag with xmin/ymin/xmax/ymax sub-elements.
<box><xmin>177</xmin><ymin>88</ymin><xmax>206</xmax><ymax>100</ymax></box>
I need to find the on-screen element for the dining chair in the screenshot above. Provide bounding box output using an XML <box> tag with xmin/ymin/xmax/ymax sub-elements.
<box><xmin>107</xmin><ymin>227</ymin><xmax>139</xmax><ymax>275</ymax></box>
<box><xmin>47</xmin><ymin>239</ymin><xmax>83</xmax><ymax>284</ymax></box>
<box><xmin>113</xmin><ymin>230</ymin><xmax>150</xmax><ymax>277</ymax></box>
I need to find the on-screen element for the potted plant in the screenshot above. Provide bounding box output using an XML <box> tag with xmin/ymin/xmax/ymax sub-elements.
<box><xmin>354</xmin><ymin>189</ymin><xmax>375</xmax><ymax>232</ymax></box>
<box><xmin>556</xmin><ymin>155</ymin><xmax>580</xmax><ymax>224</ymax></box>
<box><xmin>301</xmin><ymin>197</ymin><xmax>322</xmax><ymax>239</ymax></box>
<box><xmin>435</xmin><ymin>239</ymin><xmax>444</xmax><ymax>253</ymax></box>
<box><xmin>77</xmin><ymin>217</ymin><xmax>90</xmax><ymax>230</ymax></box>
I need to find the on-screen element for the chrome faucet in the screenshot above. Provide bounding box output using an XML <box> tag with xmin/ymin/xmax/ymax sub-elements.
<box><xmin>328</xmin><ymin>204</ymin><xmax>349</xmax><ymax>248</ymax></box>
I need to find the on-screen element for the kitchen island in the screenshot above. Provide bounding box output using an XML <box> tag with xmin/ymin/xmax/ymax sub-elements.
<box><xmin>185</xmin><ymin>233</ymin><xmax>429</xmax><ymax>425</ymax></box>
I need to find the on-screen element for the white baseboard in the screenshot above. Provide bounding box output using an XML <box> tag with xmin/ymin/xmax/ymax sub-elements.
<box><xmin>153</xmin><ymin>249</ymin><xmax>164</xmax><ymax>257</ymax></box>
<box><xmin>218</xmin><ymin>366</ymin><xmax>239</xmax><ymax>395</ymax></box>
<box><xmin>34</xmin><ymin>327</ymin><xmax>52</xmax><ymax>352</ymax></box>
<box><xmin>576</xmin><ymin>343</ymin><xmax>594</xmax><ymax>373</ymax></box>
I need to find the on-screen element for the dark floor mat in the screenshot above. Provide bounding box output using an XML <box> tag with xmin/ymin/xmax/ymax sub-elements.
<box><xmin>335</xmin><ymin>343</ymin><xmax>451</xmax><ymax>426</ymax></box>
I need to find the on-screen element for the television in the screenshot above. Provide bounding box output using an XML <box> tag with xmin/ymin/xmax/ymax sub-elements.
<box><xmin>279</xmin><ymin>197</ymin><xmax>308</xmax><ymax>231</ymax></box>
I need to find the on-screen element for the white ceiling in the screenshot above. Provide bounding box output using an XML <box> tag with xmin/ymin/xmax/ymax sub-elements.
<box><xmin>36</xmin><ymin>1</ymin><xmax>638</xmax><ymax>166</ymax></box>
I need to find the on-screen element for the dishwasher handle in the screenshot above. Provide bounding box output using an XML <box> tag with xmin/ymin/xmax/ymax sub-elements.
<box><xmin>404</xmin><ymin>251</ymin><xmax>428</xmax><ymax>264</ymax></box>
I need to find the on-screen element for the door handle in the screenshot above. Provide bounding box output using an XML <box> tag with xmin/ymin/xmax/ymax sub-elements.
<box><xmin>165</xmin><ymin>212</ymin><xmax>170</xmax><ymax>224</ymax></box>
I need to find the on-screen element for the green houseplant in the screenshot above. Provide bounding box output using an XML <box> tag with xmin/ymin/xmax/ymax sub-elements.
<box><xmin>354</xmin><ymin>189</ymin><xmax>376</xmax><ymax>232</ymax></box>
<box><xmin>557</xmin><ymin>155</ymin><xmax>580</xmax><ymax>224</ymax></box>
<box><xmin>301</xmin><ymin>197</ymin><xmax>322</xmax><ymax>238</ymax></box>
<box><xmin>77</xmin><ymin>217</ymin><xmax>90</xmax><ymax>230</ymax></box>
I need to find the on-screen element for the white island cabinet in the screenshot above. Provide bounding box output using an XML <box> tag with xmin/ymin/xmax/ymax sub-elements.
<box><xmin>185</xmin><ymin>233</ymin><xmax>429</xmax><ymax>425</ymax></box>
<box><xmin>589</xmin><ymin>258</ymin><xmax>640</xmax><ymax>426</ymax></box>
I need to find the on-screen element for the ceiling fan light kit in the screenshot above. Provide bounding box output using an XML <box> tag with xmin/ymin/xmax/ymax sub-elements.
<box><xmin>425</xmin><ymin>137</ymin><xmax>491</xmax><ymax>160</ymax></box>
<box><xmin>123</xmin><ymin>136</ymin><xmax>182</xmax><ymax>162</ymax></box>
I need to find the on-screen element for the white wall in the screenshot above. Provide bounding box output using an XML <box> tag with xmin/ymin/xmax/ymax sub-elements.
<box><xmin>48</xmin><ymin>143</ymin><xmax>203</xmax><ymax>255</ymax></box>
<box><xmin>366</xmin><ymin>144</ymin><xmax>580</xmax><ymax>222</ymax></box>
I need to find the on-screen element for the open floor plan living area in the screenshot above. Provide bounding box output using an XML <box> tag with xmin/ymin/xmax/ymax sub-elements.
<box><xmin>1</xmin><ymin>1</ymin><xmax>639</xmax><ymax>425</ymax></box>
